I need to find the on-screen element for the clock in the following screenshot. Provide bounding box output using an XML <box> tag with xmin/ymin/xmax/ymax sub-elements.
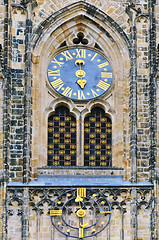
<box><xmin>50</xmin><ymin>188</ymin><xmax>111</xmax><ymax>239</ymax></box>
<box><xmin>47</xmin><ymin>48</ymin><xmax>113</xmax><ymax>101</ymax></box>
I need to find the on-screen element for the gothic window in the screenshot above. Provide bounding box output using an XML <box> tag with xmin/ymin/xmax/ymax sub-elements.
<box><xmin>48</xmin><ymin>106</ymin><xmax>76</xmax><ymax>166</ymax></box>
<box><xmin>84</xmin><ymin>107</ymin><xmax>112</xmax><ymax>167</ymax></box>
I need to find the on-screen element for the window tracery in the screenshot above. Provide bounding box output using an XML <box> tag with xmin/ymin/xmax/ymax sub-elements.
<box><xmin>84</xmin><ymin>107</ymin><xmax>112</xmax><ymax>167</ymax></box>
<box><xmin>48</xmin><ymin>106</ymin><xmax>76</xmax><ymax>166</ymax></box>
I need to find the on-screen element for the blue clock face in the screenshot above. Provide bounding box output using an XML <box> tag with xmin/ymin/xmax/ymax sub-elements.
<box><xmin>47</xmin><ymin>48</ymin><xmax>113</xmax><ymax>101</ymax></box>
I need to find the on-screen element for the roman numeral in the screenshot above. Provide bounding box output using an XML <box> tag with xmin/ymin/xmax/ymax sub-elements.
<box><xmin>100</xmin><ymin>211</ymin><xmax>112</xmax><ymax>214</ymax></box>
<box><xmin>96</xmin><ymin>81</ymin><xmax>110</xmax><ymax>91</ymax></box>
<box><xmin>101</xmin><ymin>72</ymin><xmax>112</xmax><ymax>78</ymax></box>
<box><xmin>51</xmin><ymin>57</ymin><xmax>64</xmax><ymax>67</ymax></box>
<box><xmin>51</xmin><ymin>78</ymin><xmax>64</xmax><ymax>90</ymax></box>
<box><xmin>91</xmin><ymin>89</ymin><xmax>99</xmax><ymax>97</ymax></box>
<box><xmin>76</xmin><ymin>49</ymin><xmax>86</xmax><ymax>58</ymax></box>
<box><xmin>48</xmin><ymin>69</ymin><xmax>60</xmax><ymax>76</ymax></box>
<box><xmin>91</xmin><ymin>53</ymin><xmax>98</xmax><ymax>61</ymax></box>
<box><xmin>50</xmin><ymin>210</ymin><xmax>62</xmax><ymax>216</ymax></box>
<box><xmin>61</xmin><ymin>51</ymin><xmax>73</xmax><ymax>61</ymax></box>
<box><xmin>62</xmin><ymin>87</ymin><xmax>73</xmax><ymax>97</ymax></box>
<box><xmin>98</xmin><ymin>62</ymin><xmax>109</xmax><ymax>68</ymax></box>
<box><xmin>78</xmin><ymin>90</ymin><xmax>86</xmax><ymax>100</ymax></box>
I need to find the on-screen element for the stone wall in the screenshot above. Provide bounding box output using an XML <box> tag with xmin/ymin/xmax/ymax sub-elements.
<box><xmin>0</xmin><ymin>0</ymin><xmax>158</xmax><ymax>239</ymax></box>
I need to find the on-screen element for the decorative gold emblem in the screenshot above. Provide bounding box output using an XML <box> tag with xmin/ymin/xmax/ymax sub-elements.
<box><xmin>75</xmin><ymin>59</ymin><xmax>87</xmax><ymax>89</ymax></box>
<box><xmin>77</xmin><ymin>79</ymin><xmax>87</xmax><ymax>89</ymax></box>
<box><xmin>50</xmin><ymin>188</ymin><xmax>111</xmax><ymax>239</ymax></box>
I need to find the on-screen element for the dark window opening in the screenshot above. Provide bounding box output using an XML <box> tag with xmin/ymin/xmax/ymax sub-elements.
<box><xmin>84</xmin><ymin>107</ymin><xmax>112</xmax><ymax>167</ymax></box>
<box><xmin>48</xmin><ymin>106</ymin><xmax>76</xmax><ymax>166</ymax></box>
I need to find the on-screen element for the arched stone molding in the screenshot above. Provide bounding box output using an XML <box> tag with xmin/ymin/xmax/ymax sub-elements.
<box><xmin>45</xmin><ymin>97</ymin><xmax>80</xmax><ymax>120</ymax></box>
<box><xmin>31</xmin><ymin>1</ymin><xmax>131</xmax><ymax>173</ymax></box>
<box><xmin>32</xmin><ymin>2</ymin><xmax>130</xmax><ymax>80</ymax></box>
<box><xmin>82</xmin><ymin>98</ymin><xmax>115</xmax><ymax>120</ymax></box>
<box><xmin>32</xmin><ymin>1</ymin><xmax>127</xmax><ymax>30</ymax></box>
<box><xmin>80</xmin><ymin>99</ymin><xmax>116</xmax><ymax>167</ymax></box>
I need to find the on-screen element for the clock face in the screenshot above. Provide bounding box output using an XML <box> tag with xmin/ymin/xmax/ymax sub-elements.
<box><xmin>50</xmin><ymin>188</ymin><xmax>111</xmax><ymax>238</ymax></box>
<box><xmin>47</xmin><ymin>48</ymin><xmax>113</xmax><ymax>101</ymax></box>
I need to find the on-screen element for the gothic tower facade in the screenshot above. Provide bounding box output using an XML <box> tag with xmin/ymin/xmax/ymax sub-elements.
<box><xmin>0</xmin><ymin>0</ymin><xmax>159</xmax><ymax>239</ymax></box>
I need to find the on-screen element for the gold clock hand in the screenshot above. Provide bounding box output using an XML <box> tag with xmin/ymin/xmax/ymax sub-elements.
<box><xmin>75</xmin><ymin>188</ymin><xmax>86</xmax><ymax>202</ymax></box>
<box><xmin>75</xmin><ymin>59</ymin><xmax>87</xmax><ymax>89</ymax></box>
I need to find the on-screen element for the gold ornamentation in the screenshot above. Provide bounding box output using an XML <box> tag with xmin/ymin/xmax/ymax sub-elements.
<box><xmin>75</xmin><ymin>188</ymin><xmax>86</xmax><ymax>203</ymax></box>
<box><xmin>54</xmin><ymin>139</ymin><xmax>59</xmax><ymax>143</ymax></box>
<box><xmin>71</xmin><ymin>145</ymin><xmax>76</xmax><ymax>149</ymax></box>
<box><xmin>60</xmin><ymin>122</ymin><xmax>65</xmax><ymax>126</ymax></box>
<box><xmin>54</xmin><ymin>156</ymin><xmax>59</xmax><ymax>160</ymax></box>
<box><xmin>65</xmin><ymin>156</ymin><xmax>71</xmax><ymax>160</ymax></box>
<box><xmin>106</xmin><ymin>151</ymin><xmax>111</xmax><ymax>155</ymax></box>
<box><xmin>101</xmin><ymin>140</ymin><xmax>106</xmax><ymax>144</ymax></box>
<box><xmin>90</xmin><ymin>117</ymin><xmax>95</xmax><ymax>122</ymax></box>
<box><xmin>48</xmin><ymin>128</ymin><xmax>53</xmax><ymax>132</ymax></box>
<box><xmin>71</xmin><ymin>128</ymin><xmax>76</xmax><ymax>132</ymax></box>
<box><xmin>59</xmin><ymin>145</ymin><xmax>65</xmax><ymax>149</ymax></box>
<box><xmin>96</xmin><ymin>128</ymin><xmax>101</xmax><ymax>133</ymax></box>
<box><xmin>48</xmin><ymin>144</ymin><xmax>53</xmax><ymax>149</ymax></box>
<box><xmin>95</xmin><ymin>151</ymin><xmax>101</xmax><ymax>155</ymax></box>
<box><xmin>101</xmin><ymin>162</ymin><xmax>106</xmax><ymax>166</ymax></box>
<box><xmin>84</xmin><ymin>128</ymin><xmax>89</xmax><ymax>133</ymax></box>
<box><xmin>90</xmin><ymin>134</ymin><xmax>95</xmax><ymax>138</ymax></box>
<box><xmin>71</xmin><ymin>150</ymin><xmax>76</xmax><ymax>155</ymax></box>
<box><xmin>90</xmin><ymin>140</ymin><xmax>95</xmax><ymax>144</ymax></box>
<box><xmin>84</xmin><ymin>145</ymin><xmax>89</xmax><ymax>149</ymax></box>
<box><xmin>60</xmin><ymin>128</ymin><xmax>65</xmax><ymax>132</ymax></box>
<box><xmin>90</xmin><ymin>161</ymin><xmax>95</xmax><ymax>166</ymax></box>
<box><xmin>71</xmin><ymin>122</ymin><xmax>76</xmax><ymax>127</ymax></box>
<box><xmin>84</xmin><ymin>122</ymin><xmax>89</xmax><ymax>127</ymax></box>
<box><xmin>50</xmin><ymin>210</ymin><xmax>62</xmax><ymax>216</ymax></box>
<box><xmin>77</xmin><ymin>79</ymin><xmax>87</xmax><ymax>89</ymax></box>
<box><xmin>53</xmin><ymin>161</ymin><xmax>59</xmax><ymax>166</ymax></box>
<box><xmin>48</xmin><ymin>122</ymin><xmax>53</xmax><ymax>126</ymax></box>
<box><xmin>65</xmin><ymin>133</ymin><xmax>71</xmax><ymax>138</ymax></box>
<box><xmin>107</xmin><ymin>129</ymin><xmax>111</xmax><ymax>133</ymax></box>
<box><xmin>65</xmin><ymin>139</ymin><xmax>70</xmax><ymax>144</ymax></box>
<box><xmin>54</xmin><ymin>134</ymin><xmax>59</xmax><ymax>138</ymax></box>
<box><xmin>101</xmin><ymin>118</ymin><xmax>106</xmax><ymax>122</ymax></box>
<box><xmin>66</xmin><ymin>117</ymin><xmax>71</xmax><ymax>121</ymax></box>
<box><xmin>65</xmin><ymin>161</ymin><xmax>71</xmax><ymax>166</ymax></box>
<box><xmin>48</xmin><ymin>150</ymin><xmax>53</xmax><ymax>154</ymax></box>
<box><xmin>84</xmin><ymin>150</ymin><xmax>90</xmax><ymax>155</ymax></box>
<box><xmin>75</xmin><ymin>59</ymin><xmax>85</xmax><ymax>66</ymax></box>
<box><xmin>59</xmin><ymin>150</ymin><xmax>64</xmax><ymax>155</ymax></box>
<box><xmin>90</xmin><ymin>156</ymin><xmax>95</xmax><ymax>160</ymax></box>
<box><xmin>95</xmin><ymin>123</ymin><xmax>100</xmax><ymax>127</ymax></box>
<box><xmin>107</xmin><ymin>145</ymin><xmax>111</xmax><ymax>149</ymax></box>
<box><xmin>101</xmin><ymin>134</ymin><xmax>106</xmax><ymax>138</ymax></box>
<box><xmin>107</xmin><ymin>123</ymin><xmax>111</xmax><ymax>127</ymax></box>
<box><xmin>95</xmin><ymin>145</ymin><xmax>100</xmax><ymax>149</ymax></box>
<box><xmin>54</xmin><ymin>116</ymin><xmax>59</xmax><ymax>121</ymax></box>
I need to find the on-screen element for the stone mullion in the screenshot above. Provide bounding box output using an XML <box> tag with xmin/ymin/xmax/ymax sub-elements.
<box><xmin>22</xmin><ymin>188</ymin><xmax>29</xmax><ymax>240</ymax></box>
<box><xmin>130</xmin><ymin>187</ymin><xmax>138</xmax><ymax>240</ymax></box>
<box><xmin>23</xmin><ymin>6</ymin><xmax>32</xmax><ymax>184</ymax></box>
<box><xmin>148</xmin><ymin>0</ymin><xmax>157</xmax><ymax>182</ymax></box>
<box><xmin>126</xmin><ymin>5</ymin><xmax>138</xmax><ymax>184</ymax></box>
<box><xmin>3</xmin><ymin>0</ymin><xmax>9</xmax><ymax>238</ymax></box>
<box><xmin>148</xmin><ymin>0</ymin><xmax>157</xmax><ymax>238</ymax></box>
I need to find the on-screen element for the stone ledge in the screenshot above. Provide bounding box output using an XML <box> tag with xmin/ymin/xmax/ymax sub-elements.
<box><xmin>37</xmin><ymin>166</ymin><xmax>124</xmax><ymax>176</ymax></box>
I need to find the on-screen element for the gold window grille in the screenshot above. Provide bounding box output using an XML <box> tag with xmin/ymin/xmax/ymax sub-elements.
<box><xmin>84</xmin><ymin>107</ymin><xmax>112</xmax><ymax>167</ymax></box>
<box><xmin>48</xmin><ymin>106</ymin><xmax>76</xmax><ymax>166</ymax></box>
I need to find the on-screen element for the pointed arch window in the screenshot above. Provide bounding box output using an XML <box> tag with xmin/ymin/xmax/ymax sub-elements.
<box><xmin>84</xmin><ymin>107</ymin><xmax>112</xmax><ymax>167</ymax></box>
<box><xmin>48</xmin><ymin>106</ymin><xmax>76</xmax><ymax>166</ymax></box>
